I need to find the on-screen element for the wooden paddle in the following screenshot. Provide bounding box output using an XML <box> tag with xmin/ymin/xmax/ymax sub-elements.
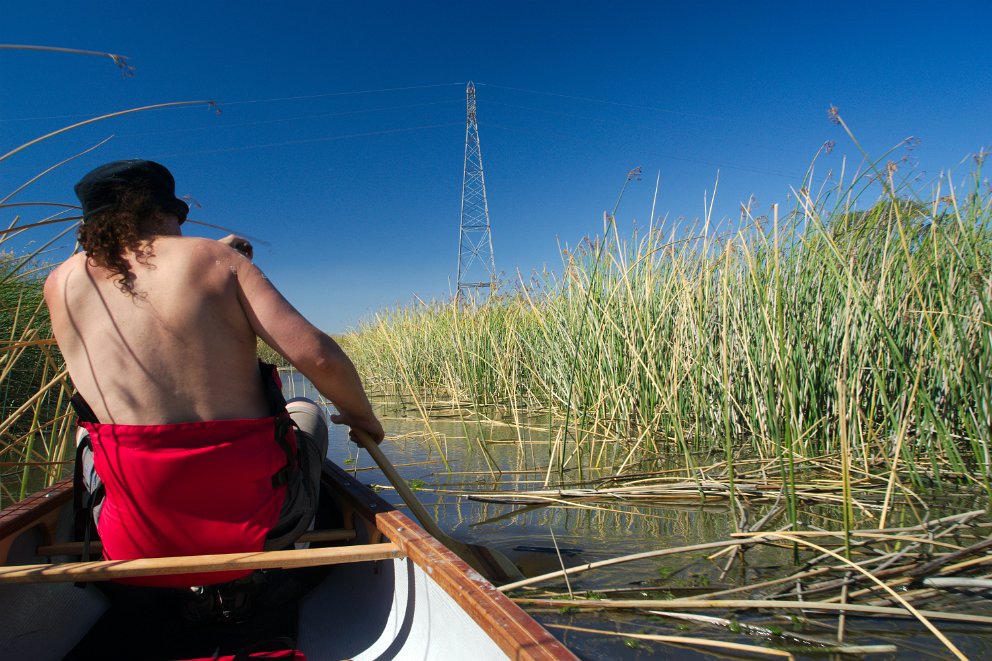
<box><xmin>351</xmin><ymin>429</ymin><xmax>524</xmax><ymax>584</ymax></box>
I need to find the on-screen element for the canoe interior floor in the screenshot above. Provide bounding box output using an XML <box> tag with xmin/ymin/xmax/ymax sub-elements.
<box><xmin>61</xmin><ymin>468</ymin><xmax>351</xmax><ymax>660</ymax></box>
<box><xmin>64</xmin><ymin>565</ymin><xmax>332</xmax><ymax>660</ymax></box>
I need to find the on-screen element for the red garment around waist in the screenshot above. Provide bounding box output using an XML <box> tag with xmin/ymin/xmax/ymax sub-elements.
<box><xmin>81</xmin><ymin>416</ymin><xmax>292</xmax><ymax>587</ymax></box>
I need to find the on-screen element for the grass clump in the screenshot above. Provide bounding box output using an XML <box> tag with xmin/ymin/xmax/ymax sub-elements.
<box><xmin>0</xmin><ymin>253</ymin><xmax>73</xmax><ymax>506</ymax></box>
<box><xmin>343</xmin><ymin>140</ymin><xmax>992</xmax><ymax>489</ymax></box>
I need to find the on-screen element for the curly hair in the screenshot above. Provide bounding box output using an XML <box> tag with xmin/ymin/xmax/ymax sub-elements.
<box><xmin>76</xmin><ymin>184</ymin><xmax>165</xmax><ymax>296</ymax></box>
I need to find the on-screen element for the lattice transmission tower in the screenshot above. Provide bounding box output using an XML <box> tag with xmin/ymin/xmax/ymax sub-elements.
<box><xmin>456</xmin><ymin>81</ymin><xmax>496</xmax><ymax>302</ymax></box>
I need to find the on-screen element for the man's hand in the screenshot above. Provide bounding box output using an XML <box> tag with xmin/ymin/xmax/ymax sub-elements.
<box><xmin>331</xmin><ymin>410</ymin><xmax>385</xmax><ymax>445</ymax></box>
<box><xmin>218</xmin><ymin>234</ymin><xmax>253</xmax><ymax>260</ymax></box>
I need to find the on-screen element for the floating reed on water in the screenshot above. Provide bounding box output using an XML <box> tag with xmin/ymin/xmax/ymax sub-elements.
<box><xmin>506</xmin><ymin>509</ymin><xmax>990</xmax><ymax>659</ymax></box>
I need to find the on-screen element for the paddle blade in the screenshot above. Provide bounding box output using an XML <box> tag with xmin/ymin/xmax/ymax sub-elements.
<box><xmin>464</xmin><ymin>543</ymin><xmax>524</xmax><ymax>584</ymax></box>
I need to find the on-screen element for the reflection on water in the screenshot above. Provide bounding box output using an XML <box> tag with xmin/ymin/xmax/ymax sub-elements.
<box><xmin>281</xmin><ymin>370</ymin><xmax>992</xmax><ymax>660</ymax></box>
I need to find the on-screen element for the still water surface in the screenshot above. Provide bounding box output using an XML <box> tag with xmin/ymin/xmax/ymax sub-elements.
<box><xmin>282</xmin><ymin>371</ymin><xmax>992</xmax><ymax>660</ymax></box>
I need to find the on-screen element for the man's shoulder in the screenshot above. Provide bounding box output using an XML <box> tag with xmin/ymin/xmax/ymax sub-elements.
<box><xmin>156</xmin><ymin>237</ymin><xmax>252</xmax><ymax>289</ymax></box>
<box><xmin>43</xmin><ymin>252</ymin><xmax>84</xmax><ymax>292</ymax></box>
<box><xmin>163</xmin><ymin>235</ymin><xmax>228</xmax><ymax>251</ymax></box>
<box><xmin>158</xmin><ymin>236</ymin><xmax>244</xmax><ymax>264</ymax></box>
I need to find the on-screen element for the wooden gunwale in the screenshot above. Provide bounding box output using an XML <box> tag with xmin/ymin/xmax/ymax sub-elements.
<box><xmin>322</xmin><ymin>461</ymin><xmax>578</xmax><ymax>661</ymax></box>
<box><xmin>0</xmin><ymin>478</ymin><xmax>72</xmax><ymax>539</ymax></box>
<box><xmin>375</xmin><ymin>509</ymin><xmax>578</xmax><ymax>661</ymax></box>
<box><xmin>0</xmin><ymin>477</ymin><xmax>72</xmax><ymax>564</ymax></box>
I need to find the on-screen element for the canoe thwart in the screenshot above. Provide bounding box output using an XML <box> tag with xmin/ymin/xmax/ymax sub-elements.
<box><xmin>0</xmin><ymin>542</ymin><xmax>402</xmax><ymax>585</ymax></box>
<box><xmin>35</xmin><ymin>527</ymin><xmax>358</xmax><ymax>557</ymax></box>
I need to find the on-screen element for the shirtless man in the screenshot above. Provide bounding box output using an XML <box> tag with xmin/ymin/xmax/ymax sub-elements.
<box><xmin>44</xmin><ymin>160</ymin><xmax>383</xmax><ymax>583</ymax></box>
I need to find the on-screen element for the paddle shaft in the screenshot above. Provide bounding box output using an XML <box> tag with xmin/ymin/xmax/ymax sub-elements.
<box><xmin>351</xmin><ymin>428</ymin><xmax>524</xmax><ymax>584</ymax></box>
<box><xmin>352</xmin><ymin>429</ymin><xmax>464</xmax><ymax>549</ymax></box>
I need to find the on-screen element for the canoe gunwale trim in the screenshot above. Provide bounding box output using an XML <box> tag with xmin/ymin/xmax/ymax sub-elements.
<box><xmin>0</xmin><ymin>477</ymin><xmax>72</xmax><ymax>565</ymax></box>
<box><xmin>374</xmin><ymin>508</ymin><xmax>579</xmax><ymax>661</ymax></box>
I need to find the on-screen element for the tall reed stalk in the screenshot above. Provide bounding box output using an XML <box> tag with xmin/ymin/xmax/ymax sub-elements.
<box><xmin>0</xmin><ymin>256</ymin><xmax>71</xmax><ymax>506</ymax></box>
<box><xmin>344</xmin><ymin>137</ymin><xmax>992</xmax><ymax>489</ymax></box>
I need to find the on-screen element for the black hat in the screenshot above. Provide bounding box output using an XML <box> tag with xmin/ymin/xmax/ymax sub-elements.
<box><xmin>75</xmin><ymin>160</ymin><xmax>189</xmax><ymax>224</ymax></box>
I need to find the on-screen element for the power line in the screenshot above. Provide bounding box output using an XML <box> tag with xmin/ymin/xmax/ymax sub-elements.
<box><xmin>150</xmin><ymin>122</ymin><xmax>461</xmax><ymax>158</ymax></box>
<box><xmin>476</xmin><ymin>82</ymin><xmax>790</xmax><ymax>131</ymax></box>
<box><xmin>482</xmin><ymin>122</ymin><xmax>798</xmax><ymax>179</ymax></box>
<box><xmin>218</xmin><ymin>82</ymin><xmax>466</xmax><ymax>107</ymax></box>
<box><xmin>483</xmin><ymin>98</ymin><xmax>813</xmax><ymax>158</ymax></box>
<box><xmin>0</xmin><ymin>82</ymin><xmax>466</xmax><ymax>123</ymax></box>
<box><xmin>106</xmin><ymin>99</ymin><xmax>462</xmax><ymax>140</ymax></box>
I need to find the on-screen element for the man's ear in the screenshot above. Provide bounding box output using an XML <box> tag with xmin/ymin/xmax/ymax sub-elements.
<box><xmin>148</xmin><ymin>211</ymin><xmax>182</xmax><ymax>235</ymax></box>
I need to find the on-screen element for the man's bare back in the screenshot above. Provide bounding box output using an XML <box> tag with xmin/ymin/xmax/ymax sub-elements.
<box><xmin>47</xmin><ymin>238</ymin><xmax>382</xmax><ymax>446</ymax></box>
<box><xmin>47</xmin><ymin>159</ymin><xmax>382</xmax><ymax>442</ymax></box>
<box><xmin>46</xmin><ymin>236</ymin><xmax>270</xmax><ymax>425</ymax></box>
<box><xmin>40</xmin><ymin>158</ymin><xmax>383</xmax><ymax>590</ymax></box>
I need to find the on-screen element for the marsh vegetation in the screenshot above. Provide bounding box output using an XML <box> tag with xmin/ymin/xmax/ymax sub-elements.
<box><xmin>345</xmin><ymin>134</ymin><xmax>992</xmax><ymax>494</ymax></box>
<box><xmin>340</xmin><ymin>129</ymin><xmax>992</xmax><ymax>658</ymax></box>
<box><xmin>1</xmin><ymin>53</ymin><xmax>990</xmax><ymax>657</ymax></box>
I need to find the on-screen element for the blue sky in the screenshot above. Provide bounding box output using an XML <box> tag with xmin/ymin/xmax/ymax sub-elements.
<box><xmin>3</xmin><ymin>1</ymin><xmax>990</xmax><ymax>332</ymax></box>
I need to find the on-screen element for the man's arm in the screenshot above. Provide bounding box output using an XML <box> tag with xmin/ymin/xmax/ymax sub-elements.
<box><xmin>233</xmin><ymin>256</ymin><xmax>384</xmax><ymax>443</ymax></box>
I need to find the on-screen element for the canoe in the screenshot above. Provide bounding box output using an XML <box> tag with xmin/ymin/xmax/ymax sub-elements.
<box><xmin>0</xmin><ymin>459</ymin><xmax>578</xmax><ymax>660</ymax></box>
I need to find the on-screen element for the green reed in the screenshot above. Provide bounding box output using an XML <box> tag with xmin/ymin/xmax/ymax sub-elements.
<box><xmin>344</xmin><ymin>145</ymin><xmax>992</xmax><ymax>489</ymax></box>
<box><xmin>0</xmin><ymin>254</ymin><xmax>74</xmax><ymax>507</ymax></box>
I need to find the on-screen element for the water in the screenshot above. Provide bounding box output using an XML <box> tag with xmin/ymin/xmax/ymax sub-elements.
<box><xmin>281</xmin><ymin>371</ymin><xmax>992</xmax><ymax>660</ymax></box>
